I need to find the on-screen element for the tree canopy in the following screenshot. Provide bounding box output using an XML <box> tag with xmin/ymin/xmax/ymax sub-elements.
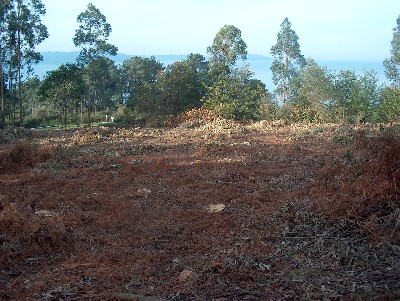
<box><xmin>384</xmin><ymin>15</ymin><xmax>400</xmax><ymax>87</ymax></box>
<box><xmin>271</xmin><ymin>17</ymin><xmax>305</xmax><ymax>104</ymax></box>
<box><xmin>207</xmin><ymin>24</ymin><xmax>247</xmax><ymax>75</ymax></box>
<box><xmin>1</xmin><ymin>7</ymin><xmax>399</xmax><ymax>128</ymax></box>
<box><xmin>73</xmin><ymin>3</ymin><xmax>118</xmax><ymax>125</ymax></box>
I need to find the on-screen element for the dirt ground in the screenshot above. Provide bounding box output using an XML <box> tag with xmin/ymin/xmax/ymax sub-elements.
<box><xmin>0</xmin><ymin>119</ymin><xmax>399</xmax><ymax>301</ymax></box>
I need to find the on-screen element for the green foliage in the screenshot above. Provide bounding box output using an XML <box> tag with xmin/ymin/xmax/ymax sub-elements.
<box><xmin>289</xmin><ymin>59</ymin><xmax>335</xmax><ymax>122</ymax></box>
<box><xmin>88</xmin><ymin>57</ymin><xmax>120</xmax><ymax>111</ymax></box>
<box><xmin>331</xmin><ymin>70</ymin><xmax>379</xmax><ymax>123</ymax></box>
<box><xmin>73</xmin><ymin>3</ymin><xmax>118</xmax><ymax>125</ymax></box>
<box><xmin>384</xmin><ymin>15</ymin><xmax>400</xmax><ymax>87</ymax></box>
<box><xmin>39</xmin><ymin>63</ymin><xmax>85</xmax><ymax>128</ymax></box>
<box><xmin>121</xmin><ymin>56</ymin><xmax>163</xmax><ymax>111</ymax></box>
<box><xmin>3</xmin><ymin>0</ymin><xmax>48</xmax><ymax>126</ymax></box>
<box><xmin>159</xmin><ymin>54</ymin><xmax>208</xmax><ymax>115</ymax></box>
<box><xmin>22</xmin><ymin>76</ymin><xmax>41</xmax><ymax>116</ymax></box>
<box><xmin>203</xmin><ymin>25</ymin><xmax>264</xmax><ymax>120</ymax></box>
<box><xmin>73</xmin><ymin>3</ymin><xmax>118</xmax><ymax>65</ymax></box>
<box><xmin>203</xmin><ymin>68</ymin><xmax>265</xmax><ymax>120</ymax></box>
<box><xmin>207</xmin><ymin>24</ymin><xmax>247</xmax><ymax>75</ymax></box>
<box><xmin>271</xmin><ymin>18</ymin><xmax>305</xmax><ymax>104</ymax></box>
<box><xmin>380</xmin><ymin>86</ymin><xmax>400</xmax><ymax>122</ymax></box>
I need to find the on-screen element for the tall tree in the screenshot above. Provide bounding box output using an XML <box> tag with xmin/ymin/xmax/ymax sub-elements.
<box><xmin>120</xmin><ymin>56</ymin><xmax>163</xmax><ymax>112</ymax></box>
<box><xmin>205</xmin><ymin>25</ymin><xmax>263</xmax><ymax>119</ymax></box>
<box><xmin>73</xmin><ymin>3</ymin><xmax>118</xmax><ymax>125</ymax></box>
<box><xmin>39</xmin><ymin>64</ymin><xmax>85</xmax><ymax>129</ymax></box>
<box><xmin>0</xmin><ymin>0</ymin><xmax>12</xmax><ymax>128</ymax></box>
<box><xmin>160</xmin><ymin>59</ymin><xmax>204</xmax><ymax>116</ymax></box>
<box><xmin>89</xmin><ymin>57</ymin><xmax>119</xmax><ymax>112</ymax></box>
<box><xmin>384</xmin><ymin>15</ymin><xmax>400</xmax><ymax>87</ymax></box>
<box><xmin>7</xmin><ymin>0</ymin><xmax>48</xmax><ymax>126</ymax></box>
<box><xmin>207</xmin><ymin>24</ymin><xmax>247</xmax><ymax>76</ymax></box>
<box><xmin>271</xmin><ymin>17</ymin><xmax>305</xmax><ymax>104</ymax></box>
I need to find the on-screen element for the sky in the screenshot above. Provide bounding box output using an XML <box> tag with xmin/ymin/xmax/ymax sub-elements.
<box><xmin>36</xmin><ymin>0</ymin><xmax>399</xmax><ymax>61</ymax></box>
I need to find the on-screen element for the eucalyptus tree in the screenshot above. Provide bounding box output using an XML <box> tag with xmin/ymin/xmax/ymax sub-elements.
<box><xmin>207</xmin><ymin>24</ymin><xmax>247</xmax><ymax>77</ymax></box>
<box><xmin>204</xmin><ymin>25</ymin><xmax>264</xmax><ymax>119</ymax></box>
<box><xmin>384</xmin><ymin>15</ymin><xmax>400</xmax><ymax>87</ymax></box>
<box><xmin>73</xmin><ymin>3</ymin><xmax>118</xmax><ymax>125</ymax></box>
<box><xmin>0</xmin><ymin>0</ymin><xmax>12</xmax><ymax>127</ymax></box>
<box><xmin>271</xmin><ymin>17</ymin><xmax>305</xmax><ymax>104</ymax></box>
<box><xmin>6</xmin><ymin>0</ymin><xmax>48</xmax><ymax>126</ymax></box>
<box><xmin>39</xmin><ymin>64</ymin><xmax>85</xmax><ymax>129</ymax></box>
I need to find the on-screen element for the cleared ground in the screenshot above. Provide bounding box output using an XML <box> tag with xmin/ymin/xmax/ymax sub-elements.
<box><xmin>0</xmin><ymin>119</ymin><xmax>399</xmax><ymax>300</ymax></box>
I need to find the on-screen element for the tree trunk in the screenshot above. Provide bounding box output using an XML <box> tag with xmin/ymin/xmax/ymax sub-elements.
<box><xmin>0</xmin><ymin>52</ymin><xmax>5</xmax><ymax>129</ymax></box>
<box><xmin>87</xmin><ymin>74</ymin><xmax>91</xmax><ymax>126</ymax></box>
<box><xmin>8</xmin><ymin>64</ymin><xmax>14</xmax><ymax>125</ymax></box>
<box><xmin>283</xmin><ymin>52</ymin><xmax>288</xmax><ymax>104</ymax></box>
<box><xmin>17</xmin><ymin>28</ymin><xmax>23</xmax><ymax>127</ymax></box>
<box><xmin>80</xmin><ymin>99</ymin><xmax>83</xmax><ymax>124</ymax></box>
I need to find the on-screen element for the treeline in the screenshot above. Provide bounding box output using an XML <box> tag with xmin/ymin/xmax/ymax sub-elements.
<box><xmin>1</xmin><ymin>2</ymin><xmax>400</xmax><ymax>129</ymax></box>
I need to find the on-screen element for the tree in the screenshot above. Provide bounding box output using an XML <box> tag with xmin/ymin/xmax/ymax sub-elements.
<box><xmin>271</xmin><ymin>17</ymin><xmax>305</xmax><ymax>104</ymax></box>
<box><xmin>160</xmin><ymin>60</ymin><xmax>203</xmax><ymax>116</ymax></box>
<box><xmin>39</xmin><ymin>64</ymin><xmax>85</xmax><ymax>129</ymax></box>
<box><xmin>202</xmin><ymin>67</ymin><xmax>266</xmax><ymax>120</ymax></box>
<box><xmin>0</xmin><ymin>0</ymin><xmax>12</xmax><ymax>128</ymax></box>
<box><xmin>205</xmin><ymin>25</ymin><xmax>263</xmax><ymax>119</ymax></box>
<box><xmin>384</xmin><ymin>15</ymin><xmax>400</xmax><ymax>87</ymax></box>
<box><xmin>7</xmin><ymin>0</ymin><xmax>48</xmax><ymax>126</ymax></box>
<box><xmin>88</xmin><ymin>57</ymin><xmax>119</xmax><ymax>112</ymax></box>
<box><xmin>207</xmin><ymin>24</ymin><xmax>247</xmax><ymax>76</ymax></box>
<box><xmin>380</xmin><ymin>86</ymin><xmax>400</xmax><ymax>121</ymax></box>
<box><xmin>332</xmin><ymin>69</ymin><xmax>379</xmax><ymax>123</ymax></box>
<box><xmin>22</xmin><ymin>76</ymin><xmax>40</xmax><ymax>117</ymax></box>
<box><xmin>121</xmin><ymin>56</ymin><xmax>163</xmax><ymax>115</ymax></box>
<box><xmin>291</xmin><ymin>59</ymin><xmax>335</xmax><ymax>122</ymax></box>
<box><xmin>73</xmin><ymin>3</ymin><xmax>118</xmax><ymax>125</ymax></box>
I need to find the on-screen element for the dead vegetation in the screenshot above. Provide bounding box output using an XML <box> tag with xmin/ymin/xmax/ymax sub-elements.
<box><xmin>0</xmin><ymin>120</ymin><xmax>399</xmax><ymax>300</ymax></box>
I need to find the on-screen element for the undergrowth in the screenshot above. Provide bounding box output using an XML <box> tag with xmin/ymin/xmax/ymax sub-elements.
<box><xmin>0</xmin><ymin>142</ymin><xmax>54</xmax><ymax>173</ymax></box>
<box><xmin>315</xmin><ymin>131</ymin><xmax>400</xmax><ymax>239</ymax></box>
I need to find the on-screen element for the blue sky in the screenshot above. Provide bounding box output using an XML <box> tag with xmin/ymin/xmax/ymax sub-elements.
<box><xmin>37</xmin><ymin>0</ymin><xmax>399</xmax><ymax>61</ymax></box>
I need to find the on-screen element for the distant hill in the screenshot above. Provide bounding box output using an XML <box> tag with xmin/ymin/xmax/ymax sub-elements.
<box><xmin>40</xmin><ymin>51</ymin><xmax>272</xmax><ymax>64</ymax></box>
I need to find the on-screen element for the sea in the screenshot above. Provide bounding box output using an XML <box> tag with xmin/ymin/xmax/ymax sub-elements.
<box><xmin>32</xmin><ymin>52</ymin><xmax>388</xmax><ymax>92</ymax></box>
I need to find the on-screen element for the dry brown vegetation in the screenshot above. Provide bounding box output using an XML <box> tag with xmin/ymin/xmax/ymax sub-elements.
<box><xmin>0</xmin><ymin>117</ymin><xmax>399</xmax><ymax>300</ymax></box>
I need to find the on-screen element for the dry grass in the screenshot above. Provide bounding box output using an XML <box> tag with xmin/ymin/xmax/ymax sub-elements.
<box><xmin>0</xmin><ymin>122</ymin><xmax>399</xmax><ymax>300</ymax></box>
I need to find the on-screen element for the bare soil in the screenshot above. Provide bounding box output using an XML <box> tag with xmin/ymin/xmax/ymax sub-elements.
<box><xmin>0</xmin><ymin>120</ymin><xmax>399</xmax><ymax>301</ymax></box>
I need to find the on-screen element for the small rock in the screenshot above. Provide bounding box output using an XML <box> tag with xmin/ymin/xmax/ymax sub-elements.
<box><xmin>136</xmin><ymin>188</ymin><xmax>152</xmax><ymax>198</ymax></box>
<box><xmin>178</xmin><ymin>269</ymin><xmax>196</xmax><ymax>283</ymax></box>
<box><xmin>205</xmin><ymin>204</ymin><xmax>226</xmax><ymax>213</ymax></box>
<box><xmin>35</xmin><ymin>210</ymin><xmax>55</xmax><ymax>217</ymax></box>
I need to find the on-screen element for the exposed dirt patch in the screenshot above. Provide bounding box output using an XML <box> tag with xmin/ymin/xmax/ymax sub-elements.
<box><xmin>0</xmin><ymin>122</ymin><xmax>399</xmax><ymax>300</ymax></box>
